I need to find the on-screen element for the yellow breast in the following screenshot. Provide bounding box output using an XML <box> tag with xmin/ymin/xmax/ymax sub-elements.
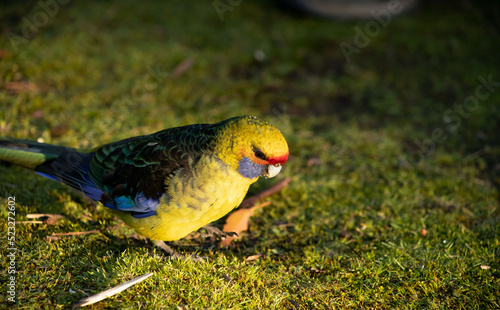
<box><xmin>117</xmin><ymin>155</ymin><xmax>255</xmax><ymax>241</ymax></box>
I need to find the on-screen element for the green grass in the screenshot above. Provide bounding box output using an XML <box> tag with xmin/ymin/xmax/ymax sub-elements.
<box><xmin>1</xmin><ymin>0</ymin><xmax>499</xmax><ymax>308</ymax></box>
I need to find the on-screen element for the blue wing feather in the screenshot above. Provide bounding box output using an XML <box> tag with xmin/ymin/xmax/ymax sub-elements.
<box><xmin>36</xmin><ymin>153</ymin><xmax>105</xmax><ymax>201</ymax></box>
<box><xmin>105</xmin><ymin>192</ymin><xmax>160</xmax><ymax>218</ymax></box>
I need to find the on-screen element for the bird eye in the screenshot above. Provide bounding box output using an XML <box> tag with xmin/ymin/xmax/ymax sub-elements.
<box><xmin>253</xmin><ymin>147</ymin><xmax>266</xmax><ymax>160</ymax></box>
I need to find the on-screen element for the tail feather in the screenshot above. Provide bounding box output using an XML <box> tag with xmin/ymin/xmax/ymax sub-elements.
<box><xmin>0</xmin><ymin>137</ymin><xmax>104</xmax><ymax>201</ymax></box>
<box><xmin>0</xmin><ymin>137</ymin><xmax>61</xmax><ymax>169</ymax></box>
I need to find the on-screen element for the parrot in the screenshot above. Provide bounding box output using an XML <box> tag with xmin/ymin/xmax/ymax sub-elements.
<box><xmin>0</xmin><ymin>115</ymin><xmax>289</xmax><ymax>257</ymax></box>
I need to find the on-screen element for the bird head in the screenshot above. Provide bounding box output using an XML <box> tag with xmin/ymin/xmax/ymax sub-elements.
<box><xmin>213</xmin><ymin>116</ymin><xmax>289</xmax><ymax>180</ymax></box>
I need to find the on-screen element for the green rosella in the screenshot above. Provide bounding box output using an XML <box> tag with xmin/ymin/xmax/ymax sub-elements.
<box><xmin>0</xmin><ymin>116</ymin><xmax>289</xmax><ymax>255</ymax></box>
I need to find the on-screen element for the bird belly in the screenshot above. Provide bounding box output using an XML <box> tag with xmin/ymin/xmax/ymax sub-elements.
<box><xmin>119</xmin><ymin>156</ymin><xmax>254</xmax><ymax>241</ymax></box>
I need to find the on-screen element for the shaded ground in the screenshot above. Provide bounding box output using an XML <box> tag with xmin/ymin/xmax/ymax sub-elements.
<box><xmin>0</xmin><ymin>0</ymin><xmax>499</xmax><ymax>308</ymax></box>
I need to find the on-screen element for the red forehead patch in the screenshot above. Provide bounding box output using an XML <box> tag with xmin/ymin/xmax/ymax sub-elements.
<box><xmin>267</xmin><ymin>153</ymin><xmax>289</xmax><ymax>165</ymax></box>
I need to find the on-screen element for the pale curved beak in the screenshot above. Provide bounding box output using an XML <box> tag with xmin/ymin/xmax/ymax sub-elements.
<box><xmin>266</xmin><ymin>164</ymin><xmax>282</xmax><ymax>178</ymax></box>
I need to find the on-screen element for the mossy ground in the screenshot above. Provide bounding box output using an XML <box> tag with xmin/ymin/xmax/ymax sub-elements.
<box><xmin>0</xmin><ymin>0</ymin><xmax>499</xmax><ymax>308</ymax></box>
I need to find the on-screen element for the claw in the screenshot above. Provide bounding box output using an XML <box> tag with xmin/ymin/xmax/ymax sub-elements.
<box><xmin>201</xmin><ymin>225</ymin><xmax>238</xmax><ymax>240</ymax></box>
<box><xmin>153</xmin><ymin>240</ymin><xmax>204</xmax><ymax>261</ymax></box>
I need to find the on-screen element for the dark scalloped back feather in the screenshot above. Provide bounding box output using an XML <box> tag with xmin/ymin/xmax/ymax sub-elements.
<box><xmin>89</xmin><ymin>123</ymin><xmax>219</xmax><ymax>207</ymax></box>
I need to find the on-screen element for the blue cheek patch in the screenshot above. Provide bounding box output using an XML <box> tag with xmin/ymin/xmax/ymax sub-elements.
<box><xmin>238</xmin><ymin>156</ymin><xmax>264</xmax><ymax>179</ymax></box>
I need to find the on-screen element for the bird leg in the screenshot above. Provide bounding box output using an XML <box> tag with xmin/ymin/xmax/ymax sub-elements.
<box><xmin>152</xmin><ymin>240</ymin><xmax>204</xmax><ymax>261</ymax></box>
<box><xmin>200</xmin><ymin>225</ymin><xmax>238</xmax><ymax>240</ymax></box>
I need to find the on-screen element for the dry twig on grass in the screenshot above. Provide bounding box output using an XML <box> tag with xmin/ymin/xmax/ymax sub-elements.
<box><xmin>51</xmin><ymin>230</ymin><xmax>101</xmax><ymax>236</ymax></box>
<box><xmin>27</xmin><ymin>213</ymin><xmax>65</xmax><ymax>225</ymax></box>
<box><xmin>239</xmin><ymin>177</ymin><xmax>291</xmax><ymax>208</ymax></box>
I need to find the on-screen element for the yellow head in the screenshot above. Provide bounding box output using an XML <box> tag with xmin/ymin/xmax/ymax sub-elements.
<box><xmin>212</xmin><ymin>116</ymin><xmax>289</xmax><ymax>180</ymax></box>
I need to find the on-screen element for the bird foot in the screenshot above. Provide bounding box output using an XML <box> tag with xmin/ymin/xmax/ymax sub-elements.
<box><xmin>200</xmin><ymin>225</ymin><xmax>238</xmax><ymax>240</ymax></box>
<box><xmin>152</xmin><ymin>240</ymin><xmax>204</xmax><ymax>262</ymax></box>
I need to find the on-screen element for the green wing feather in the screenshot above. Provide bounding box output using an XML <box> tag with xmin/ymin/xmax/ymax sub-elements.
<box><xmin>88</xmin><ymin>123</ymin><xmax>219</xmax><ymax>202</ymax></box>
